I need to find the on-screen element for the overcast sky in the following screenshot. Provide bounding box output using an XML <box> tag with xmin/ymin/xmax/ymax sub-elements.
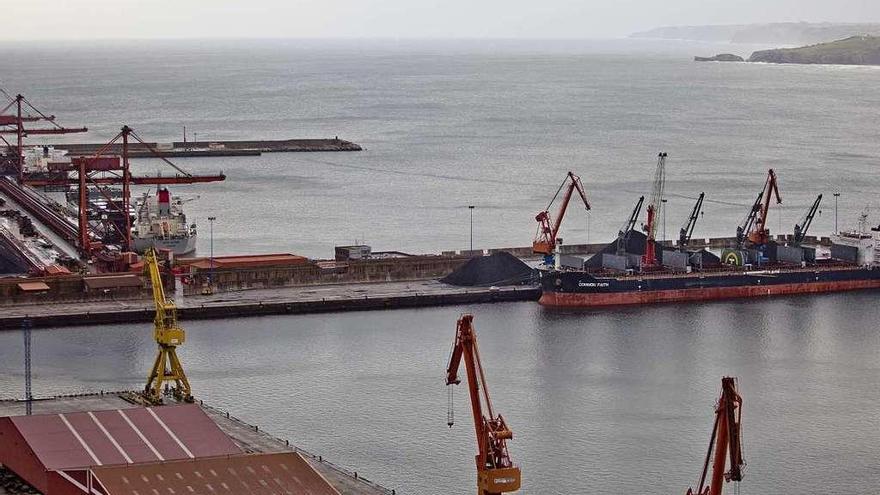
<box><xmin>6</xmin><ymin>0</ymin><xmax>880</xmax><ymax>40</ymax></box>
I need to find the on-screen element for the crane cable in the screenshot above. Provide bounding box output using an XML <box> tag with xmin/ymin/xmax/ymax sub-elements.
<box><xmin>447</xmin><ymin>385</ymin><xmax>455</xmax><ymax>427</ymax></box>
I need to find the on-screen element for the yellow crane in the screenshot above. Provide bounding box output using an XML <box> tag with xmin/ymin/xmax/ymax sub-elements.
<box><xmin>143</xmin><ymin>247</ymin><xmax>192</xmax><ymax>403</ymax></box>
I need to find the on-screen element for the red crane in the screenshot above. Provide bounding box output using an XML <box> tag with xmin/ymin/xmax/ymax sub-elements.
<box><xmin>19</xmin><ymin>125</ymin><xmax>224</xmax><ymax>257</ymax></box>
<box><xmin>746</xmin><ymin>169</ymin><xmax>782</xmax><ymax>246</ymax></box>
<box><xmin>446</xmin><ymin>314</ymin><xmax>521</xmax><ymax>495</ymax></box>
<box><xmin>685</xmin><ymin>377</ymin><xmax>745</xmax><ymax>495</ymax></box>
<box><xmin>642</xmin><ymin>152</ymin><xmax>667</xmax><ymax>267</ymax></box>
<box><xmin>533</xmin><ymin>171</ymin><xmax>590</xmax><ymax>256</ymax></box>
<box><xmin>0</xmin><ymin>93</ymin><xmax>88</xmax><ymax>180</ymax></box>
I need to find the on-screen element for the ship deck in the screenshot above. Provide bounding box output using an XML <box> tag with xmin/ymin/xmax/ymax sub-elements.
<box><xmin>564</xmin><ymin>260</ymin><xmax>867</xmax><ymax>281</ymax></box>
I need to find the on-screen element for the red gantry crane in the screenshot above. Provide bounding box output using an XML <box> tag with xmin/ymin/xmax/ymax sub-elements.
<box><xmin>21</xmin><ymin>125</ymin><xmax>225</xmax><ymax>258</ymax></box>
<box><xmin>533</xmin><ymin>171</ymin><xmax>590</xmax><ymax>258</ymax></box>
<box><xmin>685</xmin><ymin>377</ymin><xmax>745</xmax><ymax>495</ymax></box>
<box><xmin>0</xmin><ymin>92</ymin><xmax>88</xmax><ymax>179</ymax></box>
<box><xmin>642</xmin><ymin>152</ymin><xmax>667</xmax><ymax>267</ymax></box>
<box><xmin>446</xmin><ymin>314</ymin><xmax>521</xmax><ymax>495</ymax></box>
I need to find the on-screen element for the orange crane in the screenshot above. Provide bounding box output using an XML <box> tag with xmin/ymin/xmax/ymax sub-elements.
<box><xmin>642</xmin><ymin>152</ymin><xmax>667</xmax><ymax>267</ymax></box>
<box><xmin>533</xmin><ymin>171</ymin><xmax>590</xmax><ymax>258</ymax></box>
<box><xmin>744</xmin><ymin>169</ymin><xmax>782</xmax><ymax>246</ymax></box>
<box><xmin>685</xmin><ymin>377</ymin><xmax>745</xmax><ymax>495</ymax></box>
<box><xmin>446</xmin><ymin>314</ymin><xmax>521</xmax><ymax>495</ymax></box>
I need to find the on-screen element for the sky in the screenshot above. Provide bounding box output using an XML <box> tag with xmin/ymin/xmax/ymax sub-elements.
<box><xmin>5</xmin><ymin>0</ymin><xmax>880</xmax><ymax>40</ymax></box>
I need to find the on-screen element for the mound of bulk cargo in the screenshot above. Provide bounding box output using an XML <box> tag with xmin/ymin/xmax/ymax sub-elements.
<box><xmin>441</xmin><ymin>252</ymin><xmax>534</xmax><ymax>287</ymax></box>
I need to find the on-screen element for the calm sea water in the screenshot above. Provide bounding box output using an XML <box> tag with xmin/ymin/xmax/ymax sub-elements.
<box><xmin>2</xmin><ymin>39</ymin><xmax>880</xmax><ymax>494</ymax></box>
<box><xmin>2</xmin><ymin>39</ymin><xmax>879</xmax><ymax>258</ymax></box>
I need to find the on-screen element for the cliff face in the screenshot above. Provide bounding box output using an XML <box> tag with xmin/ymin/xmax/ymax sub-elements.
<box><xmin>631</xmin><ymin>22</ymin><xmax>880</xmax><ymax>45</ymax></box>
<box><xmin>748</xmin><ymin>36</ymin><xmax>880</xmax><ymax>65</ymax></box>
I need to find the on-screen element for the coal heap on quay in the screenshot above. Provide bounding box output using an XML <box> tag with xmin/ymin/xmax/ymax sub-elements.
<box><xmin>441</xmin><ymin>252</ymin><xmax>535</xmax><ymax>287</ymax></box>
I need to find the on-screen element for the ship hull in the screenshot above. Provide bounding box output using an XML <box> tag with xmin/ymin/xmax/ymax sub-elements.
<box><xmin>539</xmin><ymin>266</ymin><xmax>880</xmax><ymax>307</ymax></box>
<box><xmin>131</xmin><ymin>235</ymin><xmax>197</xmax><ymax>256</ymax></box>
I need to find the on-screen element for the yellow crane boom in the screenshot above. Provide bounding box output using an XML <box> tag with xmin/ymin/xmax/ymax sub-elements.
<box><xmin>144</xmin><ymin>247</ymin><xmax>192</xmax><ymax>403</ymax></box>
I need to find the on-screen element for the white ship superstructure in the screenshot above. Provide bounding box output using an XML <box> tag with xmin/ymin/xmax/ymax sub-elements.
<box><xmin>131</xmin><ymin>188</ymin><xmax>197</xmax><ymax>255</ymax></box>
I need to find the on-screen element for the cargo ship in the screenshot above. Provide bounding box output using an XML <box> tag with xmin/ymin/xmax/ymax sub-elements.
<box><xmin>534</xmin><ymin>162</ymin><xmax>880</xmax><ymax>308</ymax></box>
<box><xmin>131</xmin><ymin>187</ymin><xmax>197</xmax><ymax>255</ymax></box>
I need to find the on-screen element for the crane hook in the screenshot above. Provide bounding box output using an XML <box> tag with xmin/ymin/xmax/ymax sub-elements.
<box><xmin>447</xmin><ymin>386</ymin><xmax>455</xmax><ymax>428</ymax></box>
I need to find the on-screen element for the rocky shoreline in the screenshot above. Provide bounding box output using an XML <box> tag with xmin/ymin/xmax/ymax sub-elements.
<box><xmin>694</xmin><ymin>35</ymin><xmax>880</xmax><ymax>66</ymax></box>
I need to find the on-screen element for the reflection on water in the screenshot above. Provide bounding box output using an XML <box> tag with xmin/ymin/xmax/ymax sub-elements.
<box><xmin>1</xmin><ymin>293</ymin><xmax>878</xmax><ymax>494</ymax></box>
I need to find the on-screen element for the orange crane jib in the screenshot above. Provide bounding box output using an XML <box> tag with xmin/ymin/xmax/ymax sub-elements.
<box><xmin>685</xmin><ymin>377</ymin><xmax>745</xmax><ymax>495</ymax></box>
<box><xmin>747</xmin><ymin>169</ymin><xmax>782</xmax><ymax>246</ymax></box>
<box><xmin>446</xmin><ymin>314</ymin><xmax>521</xmax><ymax>495</ymax></box>
<box><xmin>532</xmin><ymin>171</ymin><xmax>591</xmax><ymax>255</ymax></box>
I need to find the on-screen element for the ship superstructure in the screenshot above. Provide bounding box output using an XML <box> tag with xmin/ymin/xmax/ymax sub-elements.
<box><xmin>131</xmin><ymin>188</ymin><xmax>197</xmax><ymax>255</ymax></box>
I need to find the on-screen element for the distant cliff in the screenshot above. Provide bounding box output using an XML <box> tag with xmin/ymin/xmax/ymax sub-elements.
<box><xmin>694</xmin><ymin>54</ymin><xmax>744</xmax><ymax>62</ymax></box>
<box><xmin>631</xmin><ymin>22</ymin><xmax>880</xmax><ymax>45</ymax></box>
<box><xmin>748</xmin><ymin>36</ymin><xmax>880</xmax><ymax>65</ymax></box>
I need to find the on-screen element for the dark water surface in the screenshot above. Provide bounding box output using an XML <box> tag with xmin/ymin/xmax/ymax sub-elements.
<box><xmin>1</xmin><ymin>294</ymin><xmax>879</xmax><ymax>494</ymax></box>
<box><xmin>1</xmin><ymin>40</ymin><xmax>880</xmax><ymax>494</ymax></box>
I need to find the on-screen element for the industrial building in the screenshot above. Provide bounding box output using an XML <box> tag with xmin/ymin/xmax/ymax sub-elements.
<box><xmin>0</xmin><ymin>403</ymin><xmax>341</xmax><ymax>495</ymax></box>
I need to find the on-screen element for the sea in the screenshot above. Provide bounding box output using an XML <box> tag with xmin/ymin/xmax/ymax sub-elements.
<box><xmin>1</xmin><ymin>38</ymin><xmax>879</xmax><ymax>494</ymax></box>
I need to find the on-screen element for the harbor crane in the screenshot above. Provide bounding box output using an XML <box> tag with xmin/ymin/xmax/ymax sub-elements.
<box><xmin>737</xmin><ymin>169</ymin><xmax>781</xmax><ymax>247</ymax></box>
<box><xmin>679</xmin><ymin>192</ymin><xmax>705</xmax><ymax>251</ymax></box>
<box><xmin>144</xmin><ymin>248</ymin><xmax>192</xmax><ymax>404</ymax></box>
<box><xmin>617</xmin><ymin>196</ymin><xmax>644</xmax><ymax>255</ymax></box>
<box><xmin>642</xmin><ymin>152</ymin><xmax>667</xmax><ymax>267</ymax></box>
<box><xmin>793</xmin><ymin>194</ymin><xmax>823</xmax><ymax>246</ymax></box>
<box><xmin>446</xmin><ymin>314</ymin><xmax>521</xmax><ymax>495</ymax></box>
<box><xmin>0</xmin><ymin>92</ymin><xmax>87</xmax><ymax>180</ymax></box>
<box><xmin>533</xmin><ymin>171</ymin><xmax>590</xmax><ymax>259</ymax></box>
<box><xmin>20</xmin><ymin>125</ymin><xmax>224</xmax><ymax>257</ymax></box>
<box><xmin>685</xmin><ymin>377</ymin><xmax>745</xmax><ymax>495</ymax></box>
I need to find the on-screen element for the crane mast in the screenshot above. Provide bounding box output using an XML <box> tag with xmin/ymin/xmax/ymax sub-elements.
<box><xmin>642</xmin><ymin>152</ymin><xmax>667</xmax><ymax>267</ymax></box>
<box><xmin>793</xmin><ymin>194</ymin><xmax>823</xmax><ymax>246</ymax></box>
<box><xmin>446</xmin><ymin>314</ymin><xmax>521</xmax><ymax>495</ymax></box>
<box><xmin>685</xmin><ymin>377</ymin><xmax>745</xmax><ymax>495</ymax></box>
<box><xmin>618</xmin><ymin>196</ymin><xmax>645</xmax><ymax>255</ymax></box>
<box><xmin>533</xmin><ymin>171</ymin><xmax>591</xmax><ymax>259</ymax></box>
<box><xmin>679</xmin><ymin>193</ymin><xmax>705</xmax><ymax>251</ymax></box>
<box><xmin>143</xmin><ymin>248</ymin><xmax>192</xmax><ymax>404</ymax></box>
<box><xmin>745</xmin><ymin>169</ymin><xmax>781</xmax><ymax>246</ymax></box>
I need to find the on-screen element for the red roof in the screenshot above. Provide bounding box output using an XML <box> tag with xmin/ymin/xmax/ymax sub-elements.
<box><xmin>91</xmin><ymin>452</ymin><xmax>340</xmax><ymax>495</ymax></box>
<box><xmin>7</xmin><ymin>404</ymin><xmax>240</xmax><ymax>470</ymax></box>
<box><xmin>185</xmin><ymin>254</ymin><xmax>309</xmax><ymax>270</ymax></box>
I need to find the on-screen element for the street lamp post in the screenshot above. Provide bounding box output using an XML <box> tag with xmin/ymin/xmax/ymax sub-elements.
<box><xmin>833</xmin><ymin>192</ymin><xmax>840</xmax><ymax>233</ymax></box>
<box><xmin>468</xmin><ymin>206</ymin><xmax>475</xmax><ymax>251</ymax></box>
<box><xmin>208</xmin><ymin>216</ymin><xmax>216</xmax><ymax>290</ymax></box>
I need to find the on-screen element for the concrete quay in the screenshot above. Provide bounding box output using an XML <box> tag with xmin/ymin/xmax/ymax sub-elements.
<box><xmin>0</xmin><ymin>280</ymin><xmax>539</xmax><ymax>329</ymax></box>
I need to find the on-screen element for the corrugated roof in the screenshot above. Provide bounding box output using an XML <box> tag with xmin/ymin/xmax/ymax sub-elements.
<box><xmin>187</xmin><ymin>254</ymin><xmax>309</xmax><ymax>270</ymax></box>
<box><xmin>9</xmin><ymin>404</ymin><xmax>240</xmax><ymax>470</ymax></box>
<box><xmin>17</xmin><ymin>281</ymin><xmax>50</xmax><ymax>292</ymax></box>
<box><xmin>91</xmin><ymin>452</ymin><xmax>340</xmax><ymax>495</ymax></box>
<box><xmin>83</xmin><ymin>274</ymin><xmax>143</xmax><ymax>290</ymax></box>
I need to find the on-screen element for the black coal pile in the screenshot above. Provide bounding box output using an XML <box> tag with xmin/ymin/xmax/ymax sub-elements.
<box><xmin>584</xmin><ymin>230</ymin><xmax>651</xmax><ymax>268</ymax></box>
<box><xmin>441</xmin><ymin>252</ymin><xmax>534</xmax><ymax>287</ymax></box>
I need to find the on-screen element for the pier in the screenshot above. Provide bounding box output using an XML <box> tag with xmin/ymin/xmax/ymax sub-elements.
<box><xmin>44</xmin><ymin>138</ymin><xmax>362</xmax><ymax>158</ymax></box>
<box><xmin>0</xmin><ymin>280</ymin><xmax>539</xmax><ymax>329</ymax></box>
